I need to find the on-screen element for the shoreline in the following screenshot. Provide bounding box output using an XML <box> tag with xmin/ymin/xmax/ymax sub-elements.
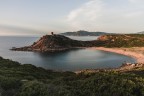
<box><xmin>87</xmin><ymin>47</ymin><xmax>144</xmax><ymax>63</ymax></box>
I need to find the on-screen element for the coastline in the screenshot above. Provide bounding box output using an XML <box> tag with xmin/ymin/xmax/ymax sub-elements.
<box><xmin>88</xmin><ymin>47</ymin><xmax>144</xmax><ymax>63</ymax></box>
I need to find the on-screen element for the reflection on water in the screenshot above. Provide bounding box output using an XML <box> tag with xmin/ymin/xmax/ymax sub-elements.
<box><xmin>0</xmin><ymin>36</ymin><xmax>136</xmax><ymax>71</ymax></box>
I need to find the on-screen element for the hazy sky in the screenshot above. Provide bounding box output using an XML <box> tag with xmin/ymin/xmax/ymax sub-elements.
<box><xmin>0</xmin><ymin>0</ymin><xmax>144</xmax><ymax>36</ymax></box>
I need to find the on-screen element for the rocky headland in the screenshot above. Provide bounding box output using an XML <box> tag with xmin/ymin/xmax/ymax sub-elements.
<box><xmin>11</xmin><ymin>34</ymin><xmax>99</xmax><ymax>52</ymax></box>
<box><xmin>11</xmin><ymin>34</ymin><xmax>144</xmax><ymax>54</ymax></box>
<box><xmin>10</xmin><ymin>34</ymin><xmax>144</xmax><ymax>64</ymax></box>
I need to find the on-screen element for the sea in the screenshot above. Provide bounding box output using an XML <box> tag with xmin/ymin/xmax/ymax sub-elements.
<box><xmin>0</xmin><ymin>36</ymin><xmax>136</xmax><ymax>71</ymax></box>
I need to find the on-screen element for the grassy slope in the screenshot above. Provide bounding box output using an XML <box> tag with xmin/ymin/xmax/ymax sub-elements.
<box><xmin>97</xmin><ymin>34</ymin><xmax>144</xmax><ymax>47</ymax></box>
<box><xmin>0</xmin><ymin>57</ymin><xmax>144</xmax><ymax>96</ymax></box>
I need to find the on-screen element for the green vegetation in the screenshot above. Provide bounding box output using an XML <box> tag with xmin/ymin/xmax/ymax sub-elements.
<box><xmin>1</xmin><ymin>57</ymin><xmax>144</xmax><ymax>96</ymax></box>
<box><xmin>97</xmin><ymin>34</ymin><xmax>144</xmax><ymax>47</ymax></box>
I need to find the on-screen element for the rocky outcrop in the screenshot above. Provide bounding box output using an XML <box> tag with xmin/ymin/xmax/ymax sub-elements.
<box><xmin>11</xmin><ymin>34</ymin><xmax>98</xmax><ymax>52</ymax></box>
<box><xmin>11</xmin><ymin>34</ymin><xmax>144</xmax><ymax>52</ymax></box>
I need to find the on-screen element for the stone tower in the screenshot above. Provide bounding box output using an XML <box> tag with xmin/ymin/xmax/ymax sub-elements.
<box><xmin>51</xmin><ymin>32</ymin><xmax>54</xmax><ymax>35</ymax></box>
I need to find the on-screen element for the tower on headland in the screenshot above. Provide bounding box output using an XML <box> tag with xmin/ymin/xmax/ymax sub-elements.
<box><xmin>51</xmin><ymin>32</ymin><xmax>54</xmax><ymax>35</ymax></box>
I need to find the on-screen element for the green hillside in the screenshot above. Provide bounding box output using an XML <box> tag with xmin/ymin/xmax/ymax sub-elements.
<box><xmin>0</xmin><ymin>57</ymin><xmax>144</xmax><ymax>96</ymax></box>
<box><xmin>97</xmin><ymin>34</ymin><xmax>144</xmax><ymax>47</ymax></box>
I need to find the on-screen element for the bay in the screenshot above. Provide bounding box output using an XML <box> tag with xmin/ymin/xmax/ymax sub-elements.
<box><xmin>0</xmin><ymin>36</ymin><xmax>136</xmax><ymax>71</ymax></box>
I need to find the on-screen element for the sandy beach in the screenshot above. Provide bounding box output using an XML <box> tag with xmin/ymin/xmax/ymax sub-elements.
<box><xmin>87</xmin><ymin>47</ymin><xmax>144</xmax><ymax>63</ymax></box>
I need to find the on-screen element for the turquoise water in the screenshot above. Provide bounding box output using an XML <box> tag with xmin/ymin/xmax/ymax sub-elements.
<box><xmin>0</xmin><ymin>36</ymin><xmax>136</xmax><ymax>71</ymax></box>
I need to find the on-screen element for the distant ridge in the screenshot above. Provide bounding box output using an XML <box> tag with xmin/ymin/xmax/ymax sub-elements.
<box><xmin>137</xmin><ymin>31</ymin><xmax>144</xmax><ymax>34</ymax></box>
<box><xmin>60</xmin><ymin>30</ymin><xmax>112</xmax><ymax>36</ymax></box>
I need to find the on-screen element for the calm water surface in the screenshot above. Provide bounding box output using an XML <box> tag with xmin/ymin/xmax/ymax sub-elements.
<box><xmin>66</xmin><ymin>36</ymin><xmax>98</xmax><ymax>41</ymax></box>
<box><xmin>0</xmin><ymin>36</ymin><xmax>136</xmax><ymax>71</ymax></box>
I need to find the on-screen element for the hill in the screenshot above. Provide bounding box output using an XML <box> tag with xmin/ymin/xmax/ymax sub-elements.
<box><xmin>1</xmin><ymin>56</ymin><xmax>144</xmax><ymax>96</ymax></box>
<box><xmin>11</xmin><ymin>34</ymin><xmax>98</xmax><ymax>52</ymax></box>
<box><xmin>97</xmin><ymin>34</ymin><xmax>144</xmax><ymax>47</ymax></box>
<box><xmin>137</xmin><ymin>31</ymin><xmax>144</xmax><ymax>34</ymax></box>
<box><xmin>60</xmin><ymin>30</ymin><xmax>111</xmax><ymax>36</ymax></box>
<box><xmin>11</xmin><ymin>34</ymin><xmax>144</xmax><ymax>52</ymax></box>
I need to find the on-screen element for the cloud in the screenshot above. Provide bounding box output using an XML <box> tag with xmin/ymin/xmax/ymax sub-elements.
<box><xmin>66</xmin><ymin>0</ymin><xmax>144</xmax><ymax>33</ymax></box>
<box><xmin>128</xmin><ymin>0</ymin><xmax>144</xmax><ymax>4</ymax></box>
<box><xmin>126</xmin><ymin>0</ymin><xmax>144</xmax><ymax>18</ymax></box>
<box><xmin>124</xmin><ymin>11</ymin><xmax>144</xmax><ymax>18</ymax></box>
<box><xmin>0</xmin><ymin>25</ymin><xmax>43</xmax><ymax>36</ymax></box>
<box><xmin>129</xmin><ymin>0</ymin><xmax>137</xmax><ymax>3</ymax></box>
<box><xmin>67</xmin><ymin>0</ymin><xmax>104</xmax><ymax>31</ymax></box>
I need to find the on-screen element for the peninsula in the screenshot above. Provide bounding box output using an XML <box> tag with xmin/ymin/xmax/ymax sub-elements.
<box><xmin>11</xmin><ymin>33</ymin><xmax>144</xmax><ymax>64</ymax></box>
<box><xmin>11</xmin><ymin>34</ymin><xmax>99</xmax><ymax>52</ymax></box>
<box><xmin>11</xmin><ymin>34</ymin><xmax>144</xmax><ymax>52</ymax></box>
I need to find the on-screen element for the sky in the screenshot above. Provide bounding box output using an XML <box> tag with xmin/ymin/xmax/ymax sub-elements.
<box><xmin>0</xmin><ymin>0</ymin><xmax>144</xmax><ymax>36</ymax></box>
